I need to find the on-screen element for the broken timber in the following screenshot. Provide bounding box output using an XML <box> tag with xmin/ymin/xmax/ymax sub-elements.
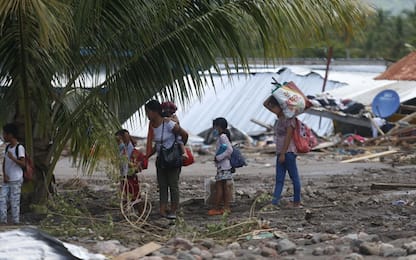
<box><xmin>341</xmin><ymin>150</ymin><xmax>398</xmax><ymax>163</ymax></box>
<box><xmin>304</xmin><ymin>107</ymin><xmax>372</xmax><ymax>128</ymax></box>
<box><xmin>371</xmin><ymin>183</ymin><xmax>416</xmax><ymax>190</ymax></box>
<box><xmin>114</xmin><ymin>242</ymin><xmax>162</xmax><ymax>260</ymax></box>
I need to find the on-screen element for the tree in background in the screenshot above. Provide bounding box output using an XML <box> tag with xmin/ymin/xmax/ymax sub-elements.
<box><xmin>0</xmin><ymin>0</ymin><xmax>369</xmax><ymax>208</ymax></box>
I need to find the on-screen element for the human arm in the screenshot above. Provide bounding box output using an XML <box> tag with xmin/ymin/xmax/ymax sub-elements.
<box><xmin>2</xmin><ymin>158</ymin><xmax>7</xmax><ymax>183</ymax></box>
<box><xmin>172</xmin><ymin>122</ymin><xmax>188</xmax><ymax>145</ymax></box>
<box><xmin>263</xmin><ymin>96</ymin><xmax>280</xmax><ymax>116</ymax></box>
<box><xmin>145</xmin><ymin>123</ymin><xmax>155</xmax><ymax>159</ymax></box>
<box><xmin>215</xmin><ymin>134</ymin><xmax>233</xmax><ymax>162</ymax></box>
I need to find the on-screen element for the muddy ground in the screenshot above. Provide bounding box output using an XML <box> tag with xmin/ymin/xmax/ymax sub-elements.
<box><xmin>14</xmin><ymin>149</ymin><xmax>416</xmax><ymax>258</ymax></box>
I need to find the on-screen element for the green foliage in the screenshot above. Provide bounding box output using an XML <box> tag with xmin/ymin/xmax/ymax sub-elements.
<box><xmin>285</xmin><ymin>6</ymin><xmax>416</xmax><ymax>60</ymax></box>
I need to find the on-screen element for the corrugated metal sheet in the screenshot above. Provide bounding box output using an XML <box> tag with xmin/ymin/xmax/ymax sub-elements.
<box><xmin>125</xmin><ymin>65</ymin><xmax>389</xmax><ymax>138</ymax></box>
<box><xmin>329</xmin><ymin>80</ymin><xmax>416</xmax><ymax>105</ymax></box>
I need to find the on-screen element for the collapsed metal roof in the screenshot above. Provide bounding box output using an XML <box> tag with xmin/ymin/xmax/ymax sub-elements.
<box><xmin>125</xmin><ymin>65</ymin><xmax>389</xmax><ymax>138</ymax></box>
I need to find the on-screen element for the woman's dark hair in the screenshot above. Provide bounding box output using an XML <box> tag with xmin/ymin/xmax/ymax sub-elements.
<box><xmin>144</xmin><ymin>100</ymin><xmax>162</xmax><ymax>115</ymax></box>
<box><xmin>213</xmin><ymin>117</ymin><xmax>231</xmax><ymax>141</ymax></box>
<box><xmin>3</xmin><ymin>123</ymin><xmax>18</xmax><ymax>138</ymax></box>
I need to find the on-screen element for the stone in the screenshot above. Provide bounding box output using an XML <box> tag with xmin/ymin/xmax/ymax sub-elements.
<box><xmin>190</xmin><ymin>247</ymin><xmax>201</xmax><ymax>256</ymax></box>
<box><xmin>167</xmin><ymin>237</ymin><xmax>194</xmax><ymax>250</ymax></box>
<box><xmin>321</xmin><ymin>233</ymin><xmax>339</xmax><ymax>242</ymax></box>
<box><xmin>214</xmin><ymin>250</ymin><xmax>236</xmax><ymax>259</ymax></box>
<box><xmin>177</xmin><ymin>251</ymin><xmax>197</xmax><ymax>260</ymax></box>
<box><xmin>200</xmin><ymin>250</ymin><xmax>213</xmax><ymax>260</ymax></box>
<box><xmin>260</xmin><ymin>246</ymin><xmax>278</xmax><ymax>257</ymax></box>
<box><xmin>227</xmin><ymin>242</ymin><xmax>241</xmax><ymax>250</ymax></box>
<box><xmin>200</xmin><ymin>239</ymin><xmax>215</xmax><ymax>249</ymax></box>
<box><xmin>344</xmin><ymin>253</ymin><xmax>364</xmax><ymax>260</ymax></box>
<box><xmin>323</xmin><ymin>245</ymin><xmax>337</xmax><ymax>255</ymax></box>
<box><xmin>383</xmin><ymin>247</ymin><xmax>407</xmax><ymax>257</ymax></box>
<box><xmin>277</xmin><ymin>239</ymin><xmax>297</xmax><ymax>254</ymax></box>
<box><xmin>158</xmin><ymin>247</ymin><xmax>176</xmax><ymax>256</ymax></box>
<box><xmin>359</xmin><ymin>242</ymin><xmax>380</xmax><ymax>256</ymax></box>
<box><xmin>404</xmin><ymin>241</ymin><xmax>416</xmax><ymax>254</ymax></box>
<box><xmin>378</xmin><ymin>242</ymin><xmax>394</xmax><ymax>256</ymax></box>
<box><xmin>93</xmin><ymin>240</ymin><xmax>127</xmax><ymax>256</ymax></box>
<box><xmin>312</xmin><ymin>247</ymin><xmax>323</xmax><ymax>256</ymax></box>
<box><xmin>265</xmin><ymin>241</ymin><xmax>279</xmax><ymax>250</ymax></box>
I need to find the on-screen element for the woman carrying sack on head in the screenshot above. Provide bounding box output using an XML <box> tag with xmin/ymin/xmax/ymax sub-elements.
<box><xmin>145</xmin><ymin>100</ymin><xmax>188</xmax><ymax>219</ymax></box>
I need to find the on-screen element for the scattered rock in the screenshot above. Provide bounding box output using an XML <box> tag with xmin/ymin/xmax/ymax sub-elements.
<box><xmin>277</xmin><ymin>239</ymin><xmax>297</xmax><ymax>254</ymax></box>
<box><xmin>167</xmin><ymin>237</ymin><xmax>194</xmax><ymax>250</ymax></box>
<box><xmin>227</xmin><ymin>242</ymin><xmax>241</xmax><ymax>250</ymax></box>
<box><xmin>344</xmin><ymin>253</ymin><xmax>364</xmax><ymax>260</ymax></box>
<box><xmin>359</xmin><ymin>242</ymin><xmax>380</xmax><ymax>256</ymax></box>
<box><xmin>93</xmin><ymin>240</ymin><xmax>127</xmax><ymax>256</ymax></box>
<box><xmin>312</xmin><ymin>247</ymin><xmax>323</xmax><ymax>256</ymax></box>
<box><xmin>177</xmin><ymin>251</ymin><xmax>197</xmax><ymax>260</ymax></box>
<box><xmin>404</xmin><ymin>241</ymin><xmax>416</xmax><ymax>254</ymax></box>
<box><xmin>323</xmin><ymin>245</ymin><xmax>337</xmax><ymax>255</ymax></box>
<box><xmin>213</xmin><ymin>250</ymin><xmax>236</xmax><ymax>259</ymax></box>
<box><xmin>260</xmin><ymin>246</ymin><xmax>278</xmax><ymax>257</ymax></box>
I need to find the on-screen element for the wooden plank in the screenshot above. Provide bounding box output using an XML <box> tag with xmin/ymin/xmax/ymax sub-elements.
<box><xmin>400</xmin><ymin>104</ymin><xmax>416</xmax><ymax>112</ymax></box>
<box><xmin>250</xmin><ymin>118</ymin><xmax>273</xmax><ymax>131</ymax></box>
<box><xmin>304</xmin><ymin>108</ymin><xmax>372</xmax><ymax>128</ymax></box>
<box><xmin>341</xmin><ymin>150</ymin><xmax>398</xmax><ymax>163</ymax></box>
<box><xmin>371</xmin><ymin>183</ymin><xmax>416</xmax><ymax>190</ymax></box>
<box><xmin>114</xmin><ymin>242</ymin><xmax>162</xmax><ymax>260</ymax></box>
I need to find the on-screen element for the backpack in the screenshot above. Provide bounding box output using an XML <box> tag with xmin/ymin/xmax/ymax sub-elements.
<box><xmin>5</xmin><ymin>143</ymin><xmax>34</xmax><ymax>182</ymax></box>
<box><xmin>293</xmin><ymin>119</ymin><xmax>318</xmax><ymax>153</ymax></box>
<box><xmin>230</xmin><ymin>144</ymin><xmax>247</xmax><ymax>168</ymax></box>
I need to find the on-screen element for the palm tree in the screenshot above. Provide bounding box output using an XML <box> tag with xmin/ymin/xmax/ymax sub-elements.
<box><xmin>0</xmin><ymin>0</ymin><xmax>370</xmax><ymax>206</ymax></box>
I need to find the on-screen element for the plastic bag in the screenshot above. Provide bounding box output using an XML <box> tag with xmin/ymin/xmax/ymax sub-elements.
<box><xmin>272</xmin><ymin>81</ymin><xmax>307</xmax><ymax>118</ymax></box>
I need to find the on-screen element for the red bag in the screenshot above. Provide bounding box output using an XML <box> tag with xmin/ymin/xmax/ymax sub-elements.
<box><xmin>182</xmin><ymin>147</ymin><xmax>195</xmax><ymax>166</ymax></box>
<box><xmin>293</xmin><ymin>119</ymin><xmax>318</xmax><ymax>153</ymax></box>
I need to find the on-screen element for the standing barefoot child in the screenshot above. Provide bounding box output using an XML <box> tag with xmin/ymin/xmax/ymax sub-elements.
<box><xmin>208</xmin><ymin>117</ymin><xmax>234</xmax><ymax>216</ymax></box>
<box><xmin>263</xmin><ymin>96</ymin><xmax>302</xmax><ymax>208</ymax></box>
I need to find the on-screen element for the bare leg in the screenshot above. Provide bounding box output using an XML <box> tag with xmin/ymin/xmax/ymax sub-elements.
<box><xmin>214</xmin><ymin>181</ymin><xmax>223</xmax><ymax>210</ymax></box>
<box><xmin>224</xmin><ymin>180</ymin><xmax>232</xmax><ymax>212</ymax></box>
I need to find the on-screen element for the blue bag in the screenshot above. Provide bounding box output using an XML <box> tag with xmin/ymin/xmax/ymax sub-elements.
<box><xmin>230</xmin><ymin>144</ymin><xmax>247</xmax><ymax>168</ymax></box>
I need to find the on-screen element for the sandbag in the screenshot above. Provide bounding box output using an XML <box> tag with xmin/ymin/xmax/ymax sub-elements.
<box><xmin>271</xmin><ymin>81</ymin><xmax>308</xmax><ymax>118</ymax></box>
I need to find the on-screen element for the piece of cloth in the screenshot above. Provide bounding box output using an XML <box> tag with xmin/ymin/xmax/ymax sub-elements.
<box><xmin>215</xmin><ymin>134</ymin><xmax>233</xmax><ymax>171</ymax></box>
<box><xmin>0</xmin><ymin>181</ymin><xmax>22</xmax><ymax>224</ymax></box>
<box><xmin>274</xmin><ymin>117</ymin><xmax>297</xmax><ymax>154</ymax></box>
<box><xmin>215</xmin><ymin>169</ymin><xmax>233</xmax><ymax>181</ymax></box>
<box><xmin>156</xmin><ymin>166</ymin><xmax>180</xmax><ymax>205</ymax></box>
<box><xmin>4</xmin><ymin>144</ymin><xmax>25</xmax><ymax>182</ymax></box>
<box><xmin>272</xmin><ymin>152</ymin><xmax>301</xmax><ymax>205</ymax></box>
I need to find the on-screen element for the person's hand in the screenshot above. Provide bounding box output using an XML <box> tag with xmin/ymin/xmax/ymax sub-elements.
<box><xmin>278</xmin><ymin>153</ymin><xmax>285</xmax><ymax>164</ymax></box>
<box><xmin>7</xmin><ymin>151</ymin><xmax>14</xmax><ymax>160</ymax></box>
<box><xmin>3</xmin><ymin>175</ymin><xmax>9</xmax><ymax>183</ymax></box>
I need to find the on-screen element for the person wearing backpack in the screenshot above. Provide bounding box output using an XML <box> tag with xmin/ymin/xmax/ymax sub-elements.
<box><xmin>263</xmin><ymin>96</ymin><xmax>302</xmax><ymax>208</ymax></box>
<box><xmin>1</xmin><ymin>123</ymin><xmax>26</xmax><ymax>224</ymax></box>
<box><xmin>208</xmin><ymin>117</ymin><xmax>234</xmax><ymax>216</ymax></box>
